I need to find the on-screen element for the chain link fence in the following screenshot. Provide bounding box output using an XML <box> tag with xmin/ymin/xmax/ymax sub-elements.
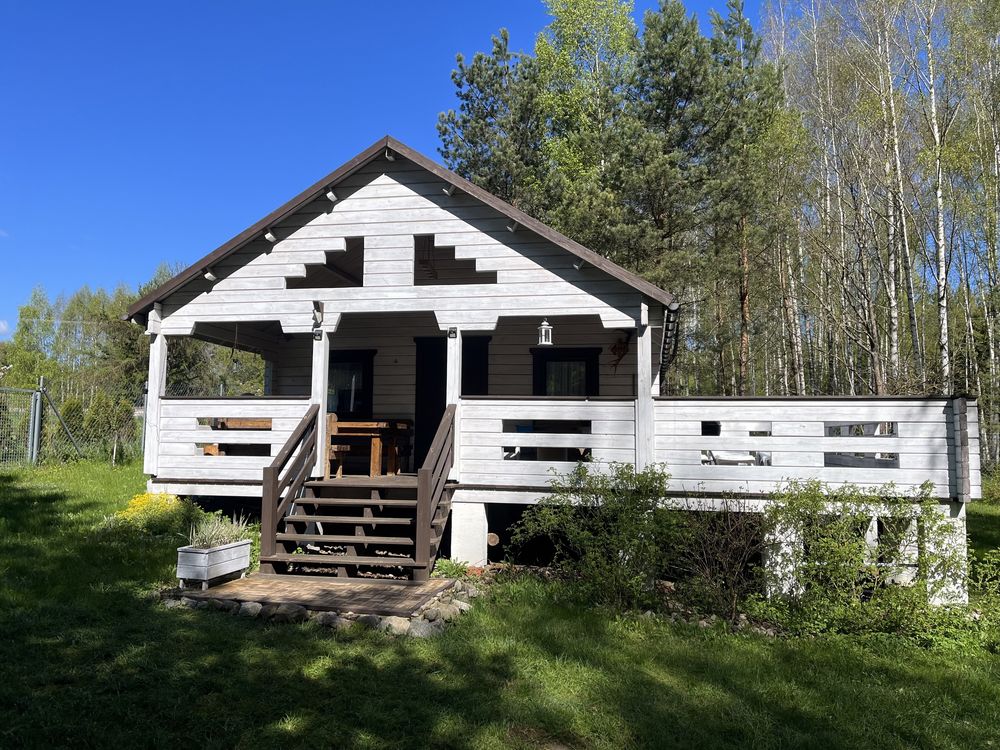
<box><xmin>0</xmin><ymin>387</ymin><xmax>38</xmax><ymax>466</ymax></box>
<box><xmin>0</xmin><ymin>378</ymin><xmax>145</xmax><ymax>466</ymax></box>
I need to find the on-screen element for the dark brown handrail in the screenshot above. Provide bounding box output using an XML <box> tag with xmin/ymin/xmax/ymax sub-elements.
<box><xmin>415</xmin><ymin>404</ymin><xmax>456</xmax><ymax>580</ymax></box>
<box><xmin>261</xmin><ymin>404</ymin><xmax>320</xmax><ymax>566</ymax></box>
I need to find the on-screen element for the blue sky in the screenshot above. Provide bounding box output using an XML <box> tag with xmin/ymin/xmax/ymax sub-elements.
<box><xmin>0</xmin><ymin>0</ymin><xmax>758</xmax><ymax>340</ymax></box>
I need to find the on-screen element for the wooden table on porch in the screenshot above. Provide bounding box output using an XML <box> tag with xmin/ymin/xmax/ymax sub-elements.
<box><xmin>325</xmin><ymin>416</ymin><xmax>413</xmax><ymax>479</ymax></box>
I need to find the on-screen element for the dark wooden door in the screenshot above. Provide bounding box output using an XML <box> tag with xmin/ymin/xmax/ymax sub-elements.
<box><xmin>413</xmin><ymin>336</ymin><xmax>490</xmax><ymax>468</ymax></box>
<box><xmin>414</xmin><ymin>337</ymin><xmax>447</xmax><ymax>468</ymax></box>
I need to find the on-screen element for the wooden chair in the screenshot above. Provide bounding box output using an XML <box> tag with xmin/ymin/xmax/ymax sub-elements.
<box><xmin>324</xmin><ymin>414</ymin><xmax>354</xmax><ymax>480</ymax></box>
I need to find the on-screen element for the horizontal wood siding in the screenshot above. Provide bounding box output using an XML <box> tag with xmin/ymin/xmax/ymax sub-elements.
<box><xmin>489</xmin><ymin>316</ymin><xmax>637</xmax><ymax>399</ymax></box>
<box><xmin>653</xmin><ymin>398</ymin><xmax>981</xmax><ymax>499</ymax></box>
<box><xmin>155</xmin><ymin>398</ymin><xmax>311</xmax><ymax>482</ymax></box>
<box><xmin>269</xmin><ymin>336</ymin><xmax>312</xmax><ymax>396</ymax></box>
<box><xmin>330</xmin><ymin>312</ymin><xmax>440</xmax><ymax>420</ymax></box>
<box><xmin>268</xmin><ymin>314</ymin><xmax>638</xmax><ymax>419</ymax></box>
<box><xmin>156</xmin><ymin>159</ymin><xmax>644</xmax><ymax>335</ymax></box>
<box><xmin>458</xmin><ymin>399</ymin><xmax>637</xmax><ymax>487</ymax></box>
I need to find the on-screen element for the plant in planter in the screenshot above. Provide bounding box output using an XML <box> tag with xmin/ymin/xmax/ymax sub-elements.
<box><xmin>177</xmin><ymin>514</ymin><xmax>253</xmax><ymax>590</ymax></box>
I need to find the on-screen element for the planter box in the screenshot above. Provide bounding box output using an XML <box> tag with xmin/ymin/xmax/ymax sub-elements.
<box><xmin>177</xmin><ymin>539</ymin><xmax>252</xmax><ymax>590</ymax></box>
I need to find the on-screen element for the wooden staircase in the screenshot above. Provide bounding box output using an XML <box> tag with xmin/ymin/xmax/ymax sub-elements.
<box><xmin>259</xmin><ymin>405</ymin><xmax>456</xmax><ymax>582</ymax></box>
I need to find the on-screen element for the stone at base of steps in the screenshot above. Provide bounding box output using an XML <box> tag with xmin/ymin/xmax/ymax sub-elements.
<box><xmin>161</xmin><ymin>578</ymin><xmax>483</xmax><ymax>638</ymax></box>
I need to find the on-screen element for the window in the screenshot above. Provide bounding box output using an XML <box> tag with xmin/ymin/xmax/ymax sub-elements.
<box><xmin>328</xmin><ymin>350</ymin><xmax>375</xmax><ymax>418</ymax></box>
<box><xmin>532</xmin><ymin>348</ymin><xmax>600</xmax><ymax>397</ymax></box>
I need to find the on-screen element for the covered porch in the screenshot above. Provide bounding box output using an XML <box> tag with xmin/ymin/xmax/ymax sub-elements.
<box><xmin>144</xmin><ymin>309</ymin><xmax>659</xmax><ymax>495</ymax></box>
<box><xmin>141</xmin><ymin>310</ymin><xmax>981</xmax><ymax>591</ymax></box>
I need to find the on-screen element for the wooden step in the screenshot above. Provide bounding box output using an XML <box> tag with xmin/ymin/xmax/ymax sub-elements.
<box><xmin>276</xmin><ymin>532</ymin><xmax>414</xmax><ymax>545</ymax></box>
<box><xmin>306</xmin><ymin>476</ymin><xmax>418</xmax><ymax>490</ymax></box>
<box><xmin>281</xmin><ymin>514</ymin><xmax>413</xmax><ymax>525</ymax></box>
<box><xmin>262</xmin><ymin>552</ymin><xmax>420</xmax><ymax>567</ymax></box>
<box><xmin>293</xmin><ymin>497</ymin><xmax>417</xmax><ymax>508</ymax></box>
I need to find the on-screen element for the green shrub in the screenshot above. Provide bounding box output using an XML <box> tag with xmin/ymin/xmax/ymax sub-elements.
<box><xmin>102</xmin><ymin>492</ymin><xmax>203</xmax><ymax>537</ymax></box>
<box><xmin>432</xmin><ymin>557</ymin><xmax>472</xmax><ymax>579</ymax></box>
<box><xmin>60</xmin><ymin>396</ymin><xmax>85</xmax><ymax>438</ymax></box>
<box><xmin>983</xmin><ymin>472</ymin><xmax>1000</xmax><ymax>505</ymax></box>
<box><xmin>750</xmin><ymin>480</ymin><xmax>968</xmax><ymax>639</ymax></box>
<box><xmin>511</xmin><ymin>462</ymin><xmax>679</xmax><ymax>609</ymax></box>
<box><xmin>668</xmin><ymin>498</ymin><xmax>770</xmax><ymax>622</ymax></box>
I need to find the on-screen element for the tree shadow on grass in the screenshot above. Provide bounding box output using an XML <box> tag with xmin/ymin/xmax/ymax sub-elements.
<box><xmin>0</xmin><ymin>472</ymin><xmax>584</xmax><ymax>749</ymax></box>
<box><xmin>5</xmin><ymin>466</ymin><xmax>999</xmax><ymax>750</ymax></box>
<box><xmin>503</xmin><ymin>595</ymin><xmax>1000</xmax><ymax>749</ymax></box>
<box><xmin>2</xmin><ymin>593</ymin><xmax>590</xmax><ymax>749</ymax></box>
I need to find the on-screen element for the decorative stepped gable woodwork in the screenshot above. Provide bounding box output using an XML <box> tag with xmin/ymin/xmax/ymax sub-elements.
<box><xmin>413</xmin><ymin>234</ymin><xmax>498</xmax><ymax>286</ymax></box>
<box><xmin>154</xmin><ymin>155</ymin><xmax>653</xmax><ymax>335</ymax></box>
<box><xmin>286</xmin><ymin>236</ymin><xmax>364</xmax><ymax>289</ymax></box>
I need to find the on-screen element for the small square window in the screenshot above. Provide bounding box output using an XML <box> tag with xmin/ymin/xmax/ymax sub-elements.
<box><xmin>532</xmin><ymin>347</ymin><xmax>600</xmax><ymax>397</ymax></box>
<box><xmin>328</xmin><ymin>350</ymin><xmax>375</xmax><ymax>419</ymax></box>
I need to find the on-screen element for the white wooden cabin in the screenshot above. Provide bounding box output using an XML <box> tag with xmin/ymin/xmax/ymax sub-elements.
<box><xmin>128</xmin><ymin>136</ymin><xmax>981</xmax><ymax>595</ymax></box>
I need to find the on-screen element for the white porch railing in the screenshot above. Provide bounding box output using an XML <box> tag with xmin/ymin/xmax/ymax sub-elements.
<box><xmin>149</xmin><ymin>394</ymin><xmax>980</xmax><ymax>502</ymax></box>
<box><xmin>152</xmin><ymin>397</ymin><xmax>313</xmax><ymax>482</ymax></box>
<box><xmin>458</xmin><ymin>397</ymin><xmax>637</xmax><ymax>487</ymax></box>
<box><xmin>654</xmin><ymin>397</ymin><xmax>980</xmax><ymax>500</ymax></box>
<box><xmin>457</xmin><ymin>395</ymin><xmax>980</xmax><ymax>501</ymax></box>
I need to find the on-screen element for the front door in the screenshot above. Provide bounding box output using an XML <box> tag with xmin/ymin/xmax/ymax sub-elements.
<box><xmin>413</xmin><ymin>336</ymin><xmax>490</xmax><ymax>467</ymax></box>
<box><xmin>414</xmin><ymin>337</ymin><xmax>447</xmax><ymax>468</ymax></box>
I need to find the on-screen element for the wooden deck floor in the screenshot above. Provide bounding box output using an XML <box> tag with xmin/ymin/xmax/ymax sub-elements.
<box><xmin>182</xmin><ymin>574</ymin><xmax>453</xmax><ymax>616</ymax></box>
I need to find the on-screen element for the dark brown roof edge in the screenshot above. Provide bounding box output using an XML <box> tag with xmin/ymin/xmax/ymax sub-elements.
<box><xmin>126</xmin><ymin>134</ymin><xmax>675</xmax><ymax>320</ymax></box>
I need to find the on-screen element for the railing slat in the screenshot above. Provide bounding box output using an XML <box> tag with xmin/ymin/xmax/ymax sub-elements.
<box><xmin>414</xmin><ymin>404</ymin><xmax>457</xmax><ymax>580</ymax></box>
<box><xmin>262</xmin><ymin>405</ymin><xmax>320</xmax><ymax>568</ymax></box>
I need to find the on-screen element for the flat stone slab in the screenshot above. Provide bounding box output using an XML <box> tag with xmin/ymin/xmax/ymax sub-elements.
<box><xmin>181</xmin><ymin>574</ymin><xmax>454</xmax><ymax>617</ymax></box>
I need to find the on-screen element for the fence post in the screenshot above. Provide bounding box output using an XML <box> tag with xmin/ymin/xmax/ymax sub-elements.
<box><xmin>34</xmin><ymin>387</ymin><xmax>42</xmax><ymax>464</ymax></box>
<box><xmin>27</xmin><ymin>389</ymin><xmax>39</xmax><ymax>464</ymax></box>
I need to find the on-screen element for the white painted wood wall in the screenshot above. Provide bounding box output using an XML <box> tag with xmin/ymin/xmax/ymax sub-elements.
<box><xmin>458</xmin><ymin>399</ymin><xmax>638</xmax><ymax>487</ymax></box>
<box><xmin>653</xmin><ymin>398</ymin><xmax>981</xmax><ymax>499</ymax></box>
<box><xmin>153</xmin><ymin>397</ymin><xmax>312</xmax><ymax>482</ymax></box>
<box><xmin>452</xmin><ymin>396</ymin><xmax>981</xmax><ymax>500</ymax></box>
<box><xmin>265</xmin><ymin>313</ymin><xmax>650</xmax><ymax>420</ymax></box>
<box><xmin>156</xmin><ymin>159</ymin><xmax>651</xmax><ymax>336</ymax></box>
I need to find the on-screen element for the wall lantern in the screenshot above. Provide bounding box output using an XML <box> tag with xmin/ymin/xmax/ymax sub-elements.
<box><xmin>538</xmin><ymin>319</ymin><xmax>553</xmax><ymax>346</ymax></box>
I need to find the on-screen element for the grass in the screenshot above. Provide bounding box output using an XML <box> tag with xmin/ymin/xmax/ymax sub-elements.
<box><xmin>2</xmin><ymin>462</ymin><xmax>1000</xmax><ymax>749</ymax></box>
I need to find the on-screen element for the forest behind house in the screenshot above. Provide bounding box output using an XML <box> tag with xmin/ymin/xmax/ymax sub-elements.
<box><xmin>1</xmin><ymin>0</ymin><xmax>997</xmax><ymax>470</ymax></box>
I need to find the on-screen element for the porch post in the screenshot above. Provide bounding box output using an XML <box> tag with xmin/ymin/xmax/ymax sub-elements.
<box><xmin>310</xmin><ymin>328</ymin><xmax>330</xmax><ymax>479</ymax></box>
<box><xmin>635</xmin><ymin>303</ymin><xmax>654</xmax><ymax>471</ymax></box>
<box><xmin>446</xmin><ymin>328</ymin><xmax>462</xmax><ymax>481</ymax></box>
<box><xmin>450</xmin><ymin>501</ymin><xmax>488</xmax><ymax>567</ymax></box>
<box><xmin>763</xmin><ymin>520</ymin><xmax>803</xmax><ymax>598</ymax></box>
<box><xmin>445</xmin><ymin>328</ymin><xmax>462</xmax><ymax>404</ymax></box>
<box><xmin>927</xmin><ymin>501</ymin><xmax>969</xmax><ymax>606</ymax></box>
<box><xmin>143</xmin><ymin>305</ymin><xmax>167</xmax><ymax>476</ymax></box>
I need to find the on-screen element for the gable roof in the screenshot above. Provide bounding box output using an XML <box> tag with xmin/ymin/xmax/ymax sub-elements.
<box><xmin>126</xmin><ymin>135</ymin><xmax>675</xmax><ymax>321</ymax></box>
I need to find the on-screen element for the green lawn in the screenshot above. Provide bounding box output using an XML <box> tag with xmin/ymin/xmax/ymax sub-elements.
<box><xmin>3</xmin><ymin>463</ymin><xmax>1000</xmax><ymax>749</ymax></box>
